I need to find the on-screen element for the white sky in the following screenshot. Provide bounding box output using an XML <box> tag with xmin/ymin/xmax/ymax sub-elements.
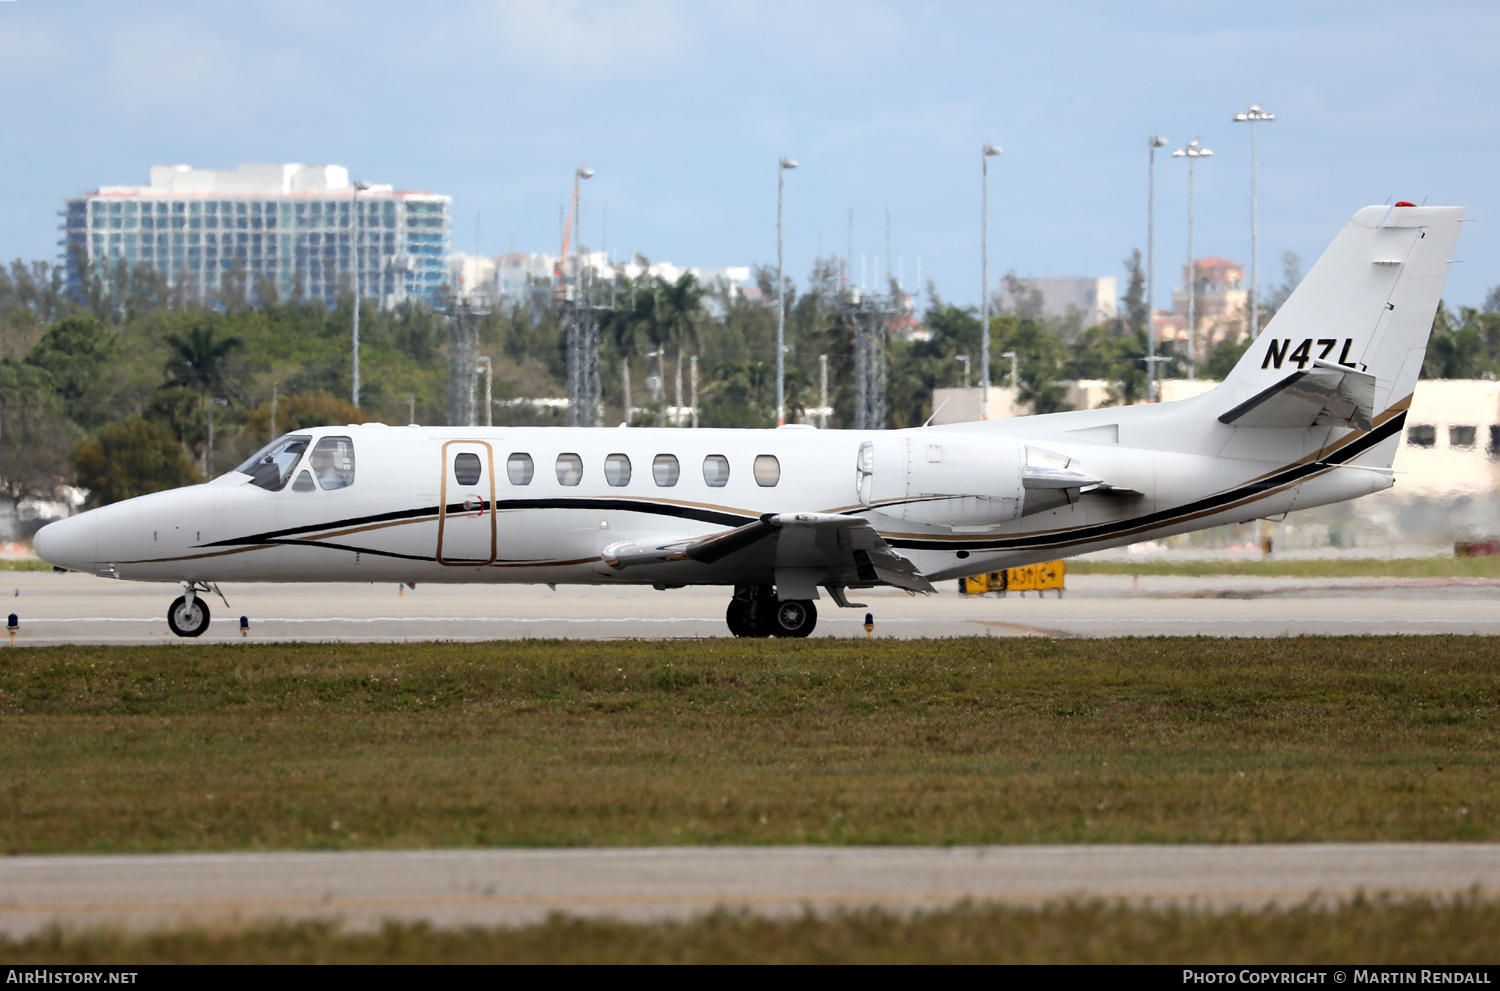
<box><xmin>1</xmin><ymin>0</ymin><xmax>1496</xmax><ymax>310</ymax></box>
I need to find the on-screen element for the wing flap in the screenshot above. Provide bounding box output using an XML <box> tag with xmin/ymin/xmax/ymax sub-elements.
<box><xmin>602</xmin><ymin>512</ymin><xmax>934</xmax><ymax>594</ymax></box>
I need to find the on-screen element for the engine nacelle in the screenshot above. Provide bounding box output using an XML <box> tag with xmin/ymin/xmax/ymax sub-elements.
<box><xmin>857</xmin><ymin>436</ymin><xmax>1026</xmax><ymax>526</ymax></box>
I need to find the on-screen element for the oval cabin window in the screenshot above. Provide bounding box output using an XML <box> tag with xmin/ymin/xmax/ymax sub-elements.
<box><xmin>453</xmin><ymin>452</ymin><xmax>483</xmax><ymax>486</ymax></box>
<box><xmin>604</xmin><ymin>453</ymin><xmax>632</xmax><ymax>487</ymax></box>
<box><xmin>753</xmin><ymin>454</ymin><xmax>781</xmax><ymax>487</ymax></box>
<box><xmin>702</xmin><ymin>455</ymin><xmax>730</xmax><ymax>488</ymax></box>
<box><xmin>653</xmin><ymin>454</ymin><xmax>680</xmax><ymax>487</ymax></box>
<box><xmin>507</xmin><ymin>453</ymin><xmax>534</xmax><ymax>485</ymax></box>
<box><xmin>556</xmin><ymin>453</ymin><xmax>583</xmax><ymax>486</ymax></box>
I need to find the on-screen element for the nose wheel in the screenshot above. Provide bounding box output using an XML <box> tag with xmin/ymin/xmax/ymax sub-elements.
<box><xmin>167</xmin><ymin>594</ymin><xmax>211</xmax><ymax>638</ymax></box>
<box><xmin>726</xmin><ymin>586</ymin><xmax>817</xmax><ymax>638</ymax></box>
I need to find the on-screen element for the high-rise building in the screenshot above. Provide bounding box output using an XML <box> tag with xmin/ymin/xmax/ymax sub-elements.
<box><xmin>61</xmin><ymin>163</ymin><xmax>452</xmax><ymax>308</ymax></box>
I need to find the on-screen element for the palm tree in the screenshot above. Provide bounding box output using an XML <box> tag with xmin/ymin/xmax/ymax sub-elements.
<box><xmin>656</xmin><ymin>273</ymin><xmax>704</xmax><ymax>426</ymax></box>
<box><xmin>163</xmin><ymin>323</ymin><xmax>243</xmax><ymax>476</ymax></box>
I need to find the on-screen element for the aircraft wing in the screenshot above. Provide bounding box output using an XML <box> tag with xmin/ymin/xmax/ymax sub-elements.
<box><xmin>602</xmin><ymin>512</ymin><xmax>935</xmax><ymax>593</ymax></box>
<box><xmin>1218</xmin><ymin>361</ymin><xmax>1377</xmax><ymax>431</ymax></box>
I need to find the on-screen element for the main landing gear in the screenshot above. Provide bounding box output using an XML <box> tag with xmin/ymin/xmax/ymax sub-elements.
<box><xmin>166</xmin><ymin>583</ymin><xmax>229</xmax><ymax>638</ymax></box>
<box><xmin>725</xmin><ymin>585</ymin><xmax>817</xmax><ymax>638</ymax></box>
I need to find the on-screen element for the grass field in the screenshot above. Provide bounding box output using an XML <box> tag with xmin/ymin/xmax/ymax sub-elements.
<box><xmin>0</xmin><ymin>559</ymin><xmax>50</xmax><ymax>572</ymax></box>
<box><xmin>2</xmin><ymin>636</ymin><xmax>1497</xmax><ymax>852</ymax></box>
<box><xmin>4</xmin><ymin>899</ymin><xmax>1498</xmax><ymax>964</ymax></box>
<box><xmin>1068</xmin><ymin>557</ymin><xmax>1500</xmax><ymax>579</ymax></box>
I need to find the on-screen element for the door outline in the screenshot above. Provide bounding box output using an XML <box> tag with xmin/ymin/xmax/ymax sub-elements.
<box><xmin>437</xmin><ymin>440</ymin><xmax>497</xmax><ymax>566</ymax></box>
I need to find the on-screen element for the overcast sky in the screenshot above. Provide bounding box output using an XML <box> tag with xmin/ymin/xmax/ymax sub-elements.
<box><xmin>1</xmin><ymin>1</ymin><xmax>1497</xmax><ymax>311</ymax></box>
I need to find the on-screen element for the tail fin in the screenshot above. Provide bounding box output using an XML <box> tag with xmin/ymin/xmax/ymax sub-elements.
<box><xmin>1220</xmin><ymin>204</ymin><xmax>1464</xmax><ymax>420</ymax></box>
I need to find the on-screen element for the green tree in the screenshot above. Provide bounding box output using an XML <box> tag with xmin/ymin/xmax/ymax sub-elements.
<box><xmin>1204</xmin><ymin>337</ymin><xmax>1254</xmax><ymax>380</ymax></box>
<box><xmin>1261</xmin><ymin>252</ymin><xmax>1303</xmax><ymax>323</ymax></box>
<box><xmin>23</xmin><ymin>316</ymin><xmax>118</xmax><ymax>426</ymax></box>
<box><xmin>1421</xmin><ymin>303</ymin><xmax>1491</xmax><ymax>379</ymax></box>
<box><xmin>73</xmin><ymin>417</ymin><xmax>199</xmax><ymax>507</ymax></box>
<box><xmin>164</xmin><ymin>323</ymin><xmax>245</xmax><ymax>398</ymax></box>
<box><xmin>1120</xmin><ymin>249</ymin><xmax>1147</xmax><ymax>337</ymax></box>
<box><xmin>0</xmin><ymin>358</ymin><xmax>78</xmax><ymax>514</ymax></box>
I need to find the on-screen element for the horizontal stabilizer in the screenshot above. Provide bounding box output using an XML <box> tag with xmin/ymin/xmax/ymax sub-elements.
<box><xmin>1218</xmin><ymin>362</ymin><xmax>1376</xmax><ymax>431</ymax></box>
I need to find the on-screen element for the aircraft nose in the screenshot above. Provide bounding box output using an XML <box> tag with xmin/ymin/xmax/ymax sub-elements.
<box><xmin>32</xmin><ymin>512</ymin><xmax>99</xmax><ymax>571</ymax></box>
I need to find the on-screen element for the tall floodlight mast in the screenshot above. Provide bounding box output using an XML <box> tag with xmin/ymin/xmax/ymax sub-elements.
<box><xmin>1146</xmin><ymin>135</ymin><xmax>1168</xmax><ymax>401</ymax></box>
<box><xmin>1172</xmin><ymin>138</ymin><xmax>1212</xmax><ymax>380</ymax></box>
<box><xmin>1233</xmin><ymin>104</ymin><xmax>1275</xmax><ymax>339</ymax></box>
<box><xmin>776</xmin><ymin>157</ymin><xmax>798</xmax><ymax>425</ymax></box>
<box><xmin>351</xmin><ymin>180</ymin><xmax>368</xmax><ymax>407</ymax></box>
<box><xmin>566</xmin><ymin>165</ymin><xmax>595</xmax><ymax>427</ymax></box>
<box><xmin>979</xmin><ymin>143</ymin><xmax>1002</xmax><ymax>419</ymax></box>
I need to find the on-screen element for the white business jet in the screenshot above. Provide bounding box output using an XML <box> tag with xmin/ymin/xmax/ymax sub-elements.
<box><xmin>34</xmin><ymin>204</ymin><xmax>1463</xmax><ymax>638</ymax></box>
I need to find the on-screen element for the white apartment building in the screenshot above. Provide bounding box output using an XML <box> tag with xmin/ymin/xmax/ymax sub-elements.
<box><xmin>63</xmin><ymin>163</ymin><xmax>453</xmax><ymax>308</ymax></box>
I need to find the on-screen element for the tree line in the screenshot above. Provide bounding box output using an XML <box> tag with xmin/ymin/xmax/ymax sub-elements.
<box><xmin>1</xmin><ymin>251</ymin><xmax>1496</xmax><ymax>516</ymax></box>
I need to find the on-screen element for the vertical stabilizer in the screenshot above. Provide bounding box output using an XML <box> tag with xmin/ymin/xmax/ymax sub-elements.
<box><xmin>1219</xmin><ymin>205</ymin><xmax>1464</xmax><ymax>419</ymax></box>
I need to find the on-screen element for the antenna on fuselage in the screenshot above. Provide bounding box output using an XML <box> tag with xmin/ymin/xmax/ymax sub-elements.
<box><xmin>922</xmin><ymin>397</ymin><xmax>950</xmax><ymax>428</ymax></box>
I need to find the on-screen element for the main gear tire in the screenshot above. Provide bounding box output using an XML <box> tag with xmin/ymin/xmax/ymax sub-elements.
<box><xmin>167</xmin><ymin>595</ymin><xmax>211</xmax><ymax>638</ymax></box>
<box><xmin>726</xmin><ymin>597</ymin><xmax>757</xmax><ymax>638</ymax></box>
<box><xmin>763</xmin><ymin>599</ymin><xmax>817</xmax><ymax>638</ymax></box>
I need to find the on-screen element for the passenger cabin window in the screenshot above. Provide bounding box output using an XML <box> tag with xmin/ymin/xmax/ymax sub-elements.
<box><xmin>292</xmin><ymin>470</ymin><xmax>316</xmax><ymax>492</ymax></box>
<box><xmin>236</xmin><ymin>434</ymin><xmax>310</xmax><ymax>491</ymax></box>
<box><xmin>507</xmin><ymin>452</ymin><xmax>534</xmax><ymax>485</ymax></box>
<box><xmin>1490</xmin><ymin>426</ymin><xmax>1500</xmax><ymax>460</ymax></box>
<box><xmin>653</xmin><ymin>454</ymin><xmax>680</xmax><ymax>487</ymax></box>
<box><xmin>1450</xmin><ymin>425</ymin><xmax>1477</xmax><ymax>450</ymax></box>
<box><xmin>1407</xmin><ymin>424</ymin><xmax>1436</xmax><ymax>448</ymax></box>
<box><xmin>702</xmin><ymin>455</ymin><xmax>730</xmax><ymax>488</ymax></box>
<box><xmin>753</xmin><ymin>454</ymin><xmax>781</xmax><ymax>487</ymax></box>
<box><xmin>453</xmin><ymin>452</ymin><xmax>483</xmax><ymax>486</ymax></box>
<box><xmin>604</xmin><ymin>453</ymin><xmax>632</xmax><ymax>487</ymax></box>
<box><xmin>310</xmin><ymin>436</ymin><xmax>356</xmax><ymax>489</ymax></box>
<box><xmin>556</xmin><ymin>453</ymin><xmax>583</xmax><ymax>486</ymax></box>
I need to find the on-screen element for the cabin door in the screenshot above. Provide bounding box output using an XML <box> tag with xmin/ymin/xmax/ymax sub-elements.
<box><xmin>437</xmin><ymin>440</ymin><xmax>497</xmax><ymax>566</ymax></box>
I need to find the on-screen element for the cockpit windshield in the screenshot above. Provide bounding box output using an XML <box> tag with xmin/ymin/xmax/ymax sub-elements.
<box><xmin>236</xmin><ymin>435</ymin><xmax>311</xmax><ymax>491</ymax></box>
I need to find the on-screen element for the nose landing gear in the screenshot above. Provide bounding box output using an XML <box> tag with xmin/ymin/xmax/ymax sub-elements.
<box><xmin>167</xmin><ymin>592</ymin><xmax>210</xmax><ymax>638</ymax></box>
<box><xmin>166</xmin><ymin>583</ymin><xmax>230</xmax><ymax>638</ymax></box>
<box><xmin>725</xmin><ymin>585</ymin><xmax>817</xmax><ymax>638</ymax></box>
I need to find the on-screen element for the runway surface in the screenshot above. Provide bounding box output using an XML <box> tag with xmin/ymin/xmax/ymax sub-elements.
<box><xmin>3</xmin><ymin>570</ymin><xmax>1499</xmax><ymax>643</ymax></box>
<box><xmin>2</xmin><ymin>844</ymin><xmax>1496</xmax><ymax>935</ymax></box>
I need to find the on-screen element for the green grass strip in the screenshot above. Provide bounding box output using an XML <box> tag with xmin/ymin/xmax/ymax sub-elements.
<box><xmin>2</xmin><ymin>637</ymin><xmax>1498</xmax><ymax>851</ymax></box>
<box><xmin>4</xmin><ymin>898</ymin><xmax>1498</xmax><ymax>964</ymax></box>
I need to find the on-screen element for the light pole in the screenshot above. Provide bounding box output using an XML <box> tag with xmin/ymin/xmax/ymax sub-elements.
<box><xmin>980</xmin><ymin>143</ymin><xmax>1002</xmax><ymax>419</ymax></box>
<box><xmin>1146</xmin><ymin>135</ymin><xmax>1168</xmax><ymax>401</ymax></box>
<box><xmin>574</xmin><ymin>165</ymin><xmax>594</xmax><ymax>303</ymax></box>
<box><xmin>569</xmin><ymin>165</ymin><xmax>594</xmax><ymax>428</ymax></box>
<box><xmin>1172</xmin><ymin>139</ymin><xmax>1212</xmax><ymax>379</ymax></box>
<box><xmin>1233</xmin><ymin>104</ymin><xmax>1275</xmax><ymax>339</ymax></box>
<box><xmin>776</xmin><ymin>156</ymin><xmax>797</xmax><ymax>425</ymax></box>
<box><xmin>351</xmin><ymin>180</ymin><xmax>368</xmax><ymax>407</ymax></box>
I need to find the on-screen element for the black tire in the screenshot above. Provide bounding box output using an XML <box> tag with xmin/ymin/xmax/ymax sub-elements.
<box><xmin>167</xmin><ymin>595</ymin><xmax>211</xmax><ymax>638</ymax></box>
<box><xmin>725</xmin><ymin>597</ymin><xmax>757</xmax><ymax>638</ymax></box>
<box><xmin>763</xmin><ymin>599</ymin><xmax>817</xmax><ymax>638</ymax></box>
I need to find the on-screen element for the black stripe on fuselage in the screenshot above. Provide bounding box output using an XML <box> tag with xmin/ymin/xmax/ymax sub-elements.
<box><xmin>885</xmin><ymin>411</ymin><xmax>1405</xmax><ymax>552</ymax></box>
<box><xmin>202</xmin><ymin>498</ymin><xmax>757</xmax><ymax>549</ymax></box>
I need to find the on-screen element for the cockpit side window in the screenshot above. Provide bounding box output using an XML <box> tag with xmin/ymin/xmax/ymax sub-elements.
<box><xmin>308</xmin><ymin>436</ymin><xmax>356</xmax><ymax>490</ymax></box>
<box><xmin>236</xmin><ymin>435</ymin><xmax>311</xmax><ymax>491</ymax></box>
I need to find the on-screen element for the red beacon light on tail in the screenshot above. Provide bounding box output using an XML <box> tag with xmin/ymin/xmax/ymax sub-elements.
<box><xmin>1395</xmin><ymin>201</ymin><xmax>1417</xmax><ymax>207</ymax></box>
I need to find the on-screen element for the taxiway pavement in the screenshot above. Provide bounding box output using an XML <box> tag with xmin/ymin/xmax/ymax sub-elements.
<box><xmin>2</xmin><ymin>570</ymin><xmax>1497</xmax><ymax>644</ymax></box>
